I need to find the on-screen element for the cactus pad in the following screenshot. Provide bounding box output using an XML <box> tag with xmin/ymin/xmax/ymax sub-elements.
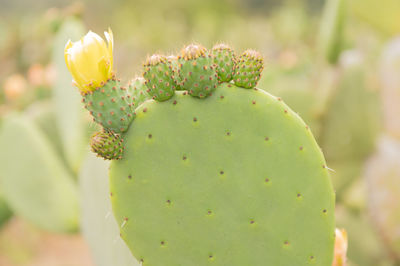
<box><xmin>178</xmin><ymin>44</ymin><xmax>218</xmax><ymax>98</ymax></box>
<box><xmin>83</xmin><ymin>79</ymin><xmax>134</xmax><ymax>133</ymax></box>
<box><xmin>109</xmin><ymin>83</ymin><xmax>335</xmax><ymax>265</ymax></box>
<box><xmin>234</xmin><ymin>49</ymin><xmax>264</xmax><ymax>89</ymax></box>
<box><xmin>212</xmin><ymin>43</ymin><xmax>236</xmax><ymax>82</ymax></box>
<box><xmin>143</xmin><ymin>55</ymin><xmax>176</xmax><ymax>101</ymax></box>
<box><xmin>90</xmin><ymin>130</ymin><xmax>124</xmax><ymax>160</ymax></box>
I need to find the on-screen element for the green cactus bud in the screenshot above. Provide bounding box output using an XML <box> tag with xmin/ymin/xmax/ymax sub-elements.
<box><xmin>234</xmin><ymin>49</ymin><xmax>264</xmax><ymax>89</ymax></box>
<box><xmin>212</xmin><ymin>43</ymin><xmax>236</xmax><ymax>82</ymax></box>
<box><xmin>143</xmin><ymin>54</ymin><xmax>176</xmax><ymax>102</ymax></box>
<box><xmin>128</xmin><ymin>77</ymin><xmax>151</xmax><ymax>108</ymax></box>
<box><xmin>178</xmin><ymin>44</ymin><xmax>218</xmax><ymax>98</ymax></box>
<box><xmin>83</xmin><ymin>78</ymin><xmax>134</xmax><ymax>133</ymax></box>
<box><xmin>90</xmin><ymin>130</ymin><xmax>124</xmax><ymax>160</ymax></box>
<box><xmin>167</xmin><ymin>55</ymin><xmax>184</xmax><ymax>91</ymax></box>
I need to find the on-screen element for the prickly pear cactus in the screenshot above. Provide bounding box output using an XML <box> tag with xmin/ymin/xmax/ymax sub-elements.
<box><xmin>64</xmin><ymin>31</ymin><xmax>335</xmax><ymax>265</ymax></box>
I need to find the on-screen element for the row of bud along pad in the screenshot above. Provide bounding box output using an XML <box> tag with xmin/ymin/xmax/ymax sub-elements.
<box><xmin>64</xmin><ymin>29</ymin><xmax>264</xmax><ymax>159</ymax></box>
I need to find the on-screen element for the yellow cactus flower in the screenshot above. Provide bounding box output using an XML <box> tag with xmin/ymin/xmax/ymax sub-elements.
<box><xmin>64</xmin><ymin>28</ymin><xmax>114</xmax><ymax>93</ymax></box>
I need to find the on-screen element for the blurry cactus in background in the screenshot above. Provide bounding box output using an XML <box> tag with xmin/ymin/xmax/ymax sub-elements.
<box><xmin>320</xmin><ymin>50</ymin><xmax>380</xmax><ymax>194</ymax></box>
<box><xmin>365</xmin><ymin>136</ymin><xmax>400</xmax><ymax>261</ymax></box>
<box><xmin>0</xmin><ymin>17</ymin><xmax>93</xmax><ymax>236</ymax></box>
<box><xmin>79</xmin><ymin>153</ymin><xmax>139</xmax><ymax>266</ymax></box>
<box><xmin>380</xmin><ymin>38</ymin><xmax>400</xmax><ymax>139</ymax></box>
<box><xmin>350</xmin><ymin>0</ymin><xmax>400</xmax><ymax>36</ymax></box>
<box><xmin>318</xmin><ymin>0</ymin><xmax>346</xmax><ymax>65</ymax></box>
<box><xmin>53</xmin><ymin>19</ymin><xmax>93</xmax><ymax>173</ymax></box>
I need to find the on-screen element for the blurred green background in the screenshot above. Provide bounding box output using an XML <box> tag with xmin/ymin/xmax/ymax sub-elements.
<box><xmin>0</xmin><ymin>0</ymin><xmax>400</xmax><ymax>265</ymax></box>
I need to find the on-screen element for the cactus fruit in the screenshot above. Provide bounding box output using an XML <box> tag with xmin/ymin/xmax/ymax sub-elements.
<box><xmin>79</xmin><ymin>153</ymin><xmax>139</xmax><ymax>266</ymax></box>
<box><xmin>143</xmin><ymin>54</ymin><xmax>177</xmax><ymax>101</ymax></box>
<box><xmin>0</xmin><ymin>113</ymin><xmax>79</xmax><ymax>233</ymax></box>
<box><xmin>90</xmin><ymin>130</ymin><xmax>124</xmax><ymax>160</ymax></box>
<box><xmin>65</xmin><ymin>34</ymin><xmax>335</xmax><ymax>265</ymax></box>
<box><xmin>82</xmin><ymin>78</ymin><xmax>134</xmax><ymax>133</ymax></box>
<box><xmin>234</xmin><ymin>49</ymin><xmax>264</xmax><ymax>89</ymax></box>
<box><xmin>364</xmin><ymin>135</ymin><xmax>400</xmax><ymax>260</ymax></box>
<box><xmin>178</xmin><ymin>44</ymin><xmax>218</xmax><ymax>98</ymax></box>
<box><xmin>212</xmin><ymin>43</ymin><xmax>236</xmax><ymax>82</ymax></box>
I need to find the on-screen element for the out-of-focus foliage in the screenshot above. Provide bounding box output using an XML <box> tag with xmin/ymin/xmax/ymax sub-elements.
<box><xmin>350</xmin><ymin>0</ymin><xmax>400</xmax><ymax>36</ymax></box>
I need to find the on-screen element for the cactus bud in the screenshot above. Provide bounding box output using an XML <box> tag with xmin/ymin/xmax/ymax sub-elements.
<box><xmin>234</xmin><ymin>49</ymin><xmax>264</xmax><ymax>89</ymax></box>
<box><xmin>212</xmin><ymin>43</ymin><xmax>236</xmax><ymax>82</ymax></box>
<box><xmin>128</xmin><ymin>77</ymin><xmax>151</xmax><ymax>107</ymax></box>
<box><xmin>90</xmin><ymin>130</ymin><xmax>124</xmax><ymax>160</ymax></box>
<box><xmin>143</xmin><ymin>54</ymin><xmax>176</xmax><ymax>101</ymax></box>
<box><xmin>178</xmin><ymin>44</ymin><xmax>218</xmax><ymax>98</ymax></box>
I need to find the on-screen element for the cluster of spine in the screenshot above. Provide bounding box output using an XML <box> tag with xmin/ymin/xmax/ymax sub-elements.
<box><xmin>82</xmin><ymin>43</ymin><xmax>264</xmax><ymax>160</ymax></box>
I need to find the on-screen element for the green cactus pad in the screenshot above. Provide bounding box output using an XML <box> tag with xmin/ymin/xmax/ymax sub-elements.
<box><xmin>143</xmin><ymin>55</ymin><xmax>176</xmax><ymax>101</ymax></box>
<box><xmin>178</xmin><ymin>44</ymin><xmax>218</xmax><ymax>98</ymax></box>
<box><xmin>83</xmin><ymin>79</ymin><xmax>134</xmax><ymax>133</ymax></box>
<box><xmin>128</xmin><ymin>77</ymin><xmax>152</xmax><ymax>108</ymax></box>
<box><xmin>234</xmin><ymin>49</ymin><xmax>264</xmax><ymax>89</ymax></box>
<box><xmin>90</xmin><ymin>130</ymin><xmax>124</xmax><ymax>160</ymax></box>
<box><xmin>109</xmin><ymin>83</ymin><xmax>335</xmax><ymax>265</ymax></box>
<box><xmin>212</xmin><ymin>43</ymin><xmax>236</xmax><ymax>82</ymax></box>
